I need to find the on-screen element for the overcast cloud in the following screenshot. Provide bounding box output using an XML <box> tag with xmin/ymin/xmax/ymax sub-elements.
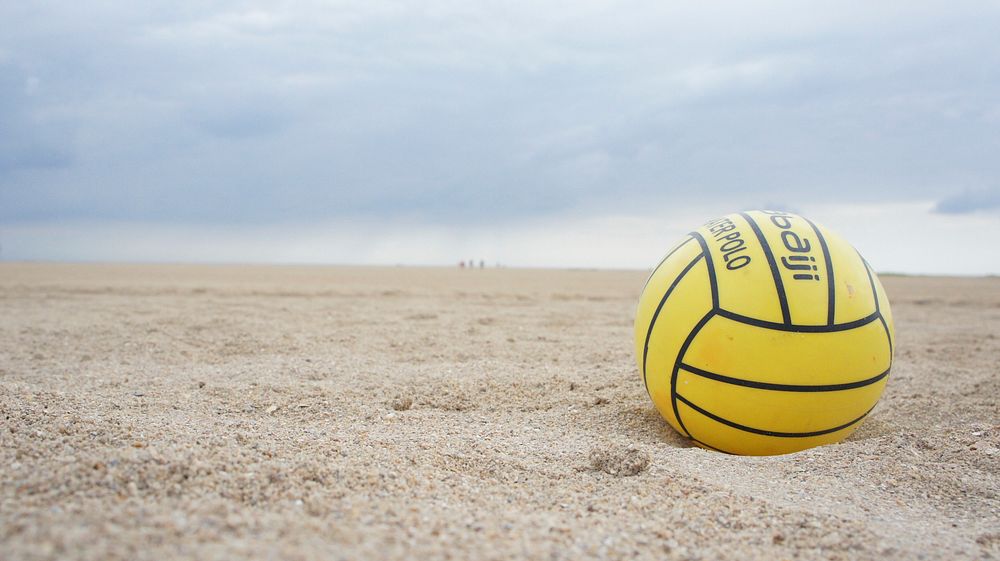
<box><xmin>1</xmin><ymin>1</ymin><xmax>999</xmax><ymax>273</ymax></box>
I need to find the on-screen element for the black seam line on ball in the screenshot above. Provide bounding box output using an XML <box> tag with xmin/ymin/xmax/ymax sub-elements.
<box><xmin>878</xmin><ymin>313</ymin><xmax>893</xmax><ymax>358</ymax></box>
<box><xmin>854</xmin><ymin>253</ymin><xmax>892</xmax><ymax>354</ymax></box>
<box><xmin>859</xmin><ymin>253</ymin><xmax>894</xmax><ymax>357</ymax></box>
<box><xmin>804</xmin><ymin>217</ymin><xmax>836</xmax><ymax>326</ymax></box>
<box><xmin>642</xmin><ymin>252</ymin><xmax>705</xmax><ymax>394</ymax></box>
<box><xmin>739</xmin><ymin>211</ymin><xmax>791</xmax><ymax>325</ymax></box>
<box><xmin>689</xmin><ymin>231</ymin><xmax>719</xmax><ymax>310</ymax></box>
<box><xmin>639</xmin><ymin>236</ymin><xmax>695</xmax><ymax>295</ymax></box>
<box><xmin>674</xmin><ymin>394</ymin><xmax>877</xmax><ymax>438</ymax></box>
<box><xmin>678</xmin><ymin>363</ymin><xmax>891</xmax><ymax>392</ymax></box>
<box><xmin>688</xmin><ymin>437</ymin><xmax>734</xmax><ymax>455</ymax></box>
<box><xmin>714</xmin><ymin>308</ymin><xmax>880</xmax><ymax>333</ymax></box>
<box><xmin>670</xmin><ymin>309</ymin><xmax>716</xmax><ymax>438</ymax></box>
<box><xmin>858</xmin><ymin>252</ymin><xmax>880</xmax><ymax>314</ymax></box>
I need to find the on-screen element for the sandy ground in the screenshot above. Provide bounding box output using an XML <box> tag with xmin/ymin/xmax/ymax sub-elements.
<box><xmin>1</xmin><ymin>263</ymin><xmax>998</xmax><ymax>561</ymax></box>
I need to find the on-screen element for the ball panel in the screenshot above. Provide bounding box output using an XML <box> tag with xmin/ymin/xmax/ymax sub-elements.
<box><xmin>811</xmin><ymin>223</ymin><xmax>879</xmax><ymax>325</ymax></box>
<box><xmin>694</xmin><ymin>213</ymin><xmax>786</xmax><ymax>324</ymax></box>
<box><xmin>633</xmin><ymin>237</ymin><xmax>702</xmax><ymax>375</ymax></box>
<box><xmin>676</xmin><ymin>398</ymin><xmax>867</xmax><ymax>455</ymax></box>
<box><xmin>639</xmin><ymin>259</ymin><xmax>714</xmax><ymax>435</ymax></box>
<box><xmin>676</xmin><ymin>367</ymin><xmax>887</xmax><ymax>434</ymax></box>
<box><xmin>637</xmin><ymin>236</ymin><xmax>695</xmax><ymax>297</ymax></box>
<box><xmin>745</xmin><ymin>210</ymin><xmax>832</xmax><ymax>326</ymax></box>
<box><xmin>869</xmin><ymin>263</ymin><xmax>896</xmax><ymax>352</ymax></box>
<box><xmin>683</xmin><ymin>314</ymin><xmax>891</xmax><ymax>387</ymax></box>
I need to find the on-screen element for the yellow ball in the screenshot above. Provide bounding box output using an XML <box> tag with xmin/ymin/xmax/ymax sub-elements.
<box><xmin>634</xmin><ymin>210</ymin><xmax>895</xmax><ymax>455</ymax></box>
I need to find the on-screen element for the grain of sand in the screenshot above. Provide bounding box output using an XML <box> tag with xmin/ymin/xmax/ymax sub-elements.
<box><xmin>1</xmin><ymin>263</ymin><xmax>998</xmax><ymax>560</ymax></box>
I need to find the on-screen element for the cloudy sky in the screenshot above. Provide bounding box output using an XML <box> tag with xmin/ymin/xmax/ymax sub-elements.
<box><xmin>2</xmin><ymin>1</ymin><xmax>999</xmax><ymax>273</ymax></box>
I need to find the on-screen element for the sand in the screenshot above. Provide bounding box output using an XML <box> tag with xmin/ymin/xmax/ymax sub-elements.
<box><xmin>1</xmin><ymin>263</ymin><xmax>998</xmax><ymax>560</ymax></box>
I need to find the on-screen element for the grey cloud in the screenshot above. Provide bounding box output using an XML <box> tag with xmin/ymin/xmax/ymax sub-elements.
<box><xmin>0</xmin><ymin>67</ymin><xmax>75</xmax><ymax>174</ymax></box>
<box><xmin>2</xmin><ymin>2</ymin><xmax>1000</xmax><ymax>227</ymax></box>
<box><xmin>933</xmin><ymin>188</ymin><xmax>1000</xmax><ymax>214</ymax></box>
<box><xmin>0</xmin><ymin>145</ymin><xmax>72</xmax><ymax>173</ymax></box>
<box><xmin>193</xmin><ymin>101</ymin><xmax>290</xmax><ymax>139</ymax></box>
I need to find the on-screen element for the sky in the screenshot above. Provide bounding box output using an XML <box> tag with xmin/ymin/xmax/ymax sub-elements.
<box><xmin>1</xmin><ymin>1</ymin><xmax>999</xmax><ymax>274</ymax></box>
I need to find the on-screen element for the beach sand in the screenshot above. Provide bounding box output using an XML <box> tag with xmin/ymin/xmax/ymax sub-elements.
<box><xmin>1</xmin><ymin>263</ymin><xmax>997</xmax><ymax>560</ymax></box>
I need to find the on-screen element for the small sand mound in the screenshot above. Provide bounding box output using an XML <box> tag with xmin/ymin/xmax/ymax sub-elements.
<box><xmin>390</xmin><ymin>396</ymin><xmax>413</xmax><ymax>411</ymax></box>
<box><xmin>589</xmin><ymin>444</ymin><xmax>650</xmax><ymax>476</ymax></box>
